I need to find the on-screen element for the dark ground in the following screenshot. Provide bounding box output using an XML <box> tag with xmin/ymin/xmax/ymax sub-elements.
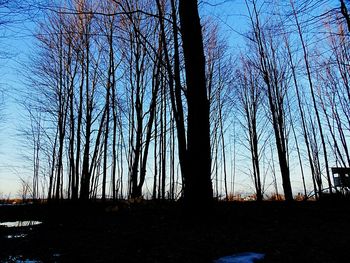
<box><xmin>0</xmin><ymin>200</ymin><xmax>349</xmax><ymax>262</ymax></box>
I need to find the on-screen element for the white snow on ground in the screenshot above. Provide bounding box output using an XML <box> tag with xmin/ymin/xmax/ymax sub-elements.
<box><xmin>0</xmin><ymin>221</ymin><xmax>42</xmax><ymax>227</ymax></box>
<box><xmin>4</xmin><ymin>256</ymin><xmax>42</xmax><ymax>263</ymax></box>
<box><xmin>214</xmin><ymin>252</ymin><xmax>265</xmax><ymax>263</ymax></box>
<box><xmin>6</xmin><ymin>234</ymin><xmax>28</xmax><ymax>239</ymax></box>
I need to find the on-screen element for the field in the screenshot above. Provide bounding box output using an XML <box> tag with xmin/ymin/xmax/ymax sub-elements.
<box><xmin>0</xmin><ymin>201</ymin><xmax>349</xmax><ymax>262</ymax></box>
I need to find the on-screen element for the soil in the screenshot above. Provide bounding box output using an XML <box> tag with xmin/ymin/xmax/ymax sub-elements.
<box><xmin>0</xmin><ymin>201</ymin><xmax>349</xmax><ymax>262</ymax></box>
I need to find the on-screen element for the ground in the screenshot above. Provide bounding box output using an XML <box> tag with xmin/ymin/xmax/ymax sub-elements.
<box><xmin>0</xmin><ymin>201</ymin><xmax>349</xmax><ymax>262</ymax></box>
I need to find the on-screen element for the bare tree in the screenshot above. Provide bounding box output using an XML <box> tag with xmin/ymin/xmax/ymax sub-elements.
<box><xmin>236</xmin><ymin>57</ymin><xmax>265</xmax><ymax>201</ymax></box>
<box><xmin>178</xmin><ymin>0</ymin><xmax>213</xmax><ymax>209</ymax></box>
<box><xmin>290</xmin><ymin>0</ymin><xmax>333</xmax><ymax>194</ymax></box>
<box><xmin>246</xmin><ymin>0</ymin><xmax>293</xmax><ymax>201</ymax></box>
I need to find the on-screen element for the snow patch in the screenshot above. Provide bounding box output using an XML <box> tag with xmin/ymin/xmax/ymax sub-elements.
<box><xmin>4</xmin><ymin>256</ymin><xmax>42</xmax><ymax>263</ymax></box>
<box><xmin>0</xmin><ymin>221</ymin><xmax>42</xmax><ymax>228</ymax></box>
<box><xmin>214</xmin><ymin>252</ymin><xmax>265</xmax><ymax>263</ymax></box>
<box><xmin>6</xmin><ymin>234</ymin><xmax>28</xmax><ymax>239</ymax></box>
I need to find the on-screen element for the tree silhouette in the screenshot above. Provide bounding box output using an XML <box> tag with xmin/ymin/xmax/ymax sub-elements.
<box><xmin>179</xmin><ymin>0</ymin><xmax>213</xmax><ymax>209</ymax></box>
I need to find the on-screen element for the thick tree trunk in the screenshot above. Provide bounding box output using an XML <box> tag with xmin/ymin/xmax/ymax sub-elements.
<box><xmin>340</xmin><ymin>0</ymin><xmax>350</xmax><ymax>33</ymax></box>
<box><xmin>179</xmin><ymin>0</ymin><xmax>213</xmax><ymax>209</ymax></box>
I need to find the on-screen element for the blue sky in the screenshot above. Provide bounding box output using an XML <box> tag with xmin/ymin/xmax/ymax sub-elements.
<box><xmin>0</xmin><ymin>0</ymin><xmax>341</xmax><ymax>198</ymax></box>
<box><xmin>0</xmin><ymin>2</ymin><xmax>38</xmax><ymax>197</ymax></box>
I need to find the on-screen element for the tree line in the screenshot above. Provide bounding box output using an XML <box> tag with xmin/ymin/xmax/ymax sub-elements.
<box><xmin>17</xmin><ymin>0</ymin><xmax>350</xmax><ymax>204</ymax></box>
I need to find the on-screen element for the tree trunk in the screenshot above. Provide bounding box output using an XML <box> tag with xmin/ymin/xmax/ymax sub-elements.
<box><xmin>179</xmin><ymin>0</ymin><xmax>213</xmax><ymax>210</ymax></box>
<box><xmin>340</xmin><ymin>0</ymin><xmax>350</xmax><ymax>33</ymax></box>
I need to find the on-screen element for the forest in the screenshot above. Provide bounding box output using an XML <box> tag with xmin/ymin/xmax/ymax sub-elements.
<box><xmin>1</xmin><ymin>0</ymin><xmax>350</xmax><ymax>262</ymax></box>
<box><xmin>7</xmin><ymin>0</ymin><xmax>348</xmax><ymax>204</ymax></box>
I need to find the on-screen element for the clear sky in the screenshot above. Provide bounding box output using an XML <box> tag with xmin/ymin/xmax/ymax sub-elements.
<box><xmin>0</xmin><ymin>2</ymin><xmax>38</xmax><ymax>197</ymax></box>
